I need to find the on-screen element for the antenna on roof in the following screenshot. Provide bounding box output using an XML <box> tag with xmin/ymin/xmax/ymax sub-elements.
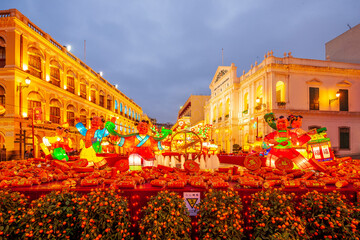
<box><xmin>222</xmin><ymin>48</ymin><xmax>224</xmax><ymax>66</ymax></box>
<box><xmin>347</xmin><ymin>24</ymin><xmax>352</xmax><ymax>30</ymax></box>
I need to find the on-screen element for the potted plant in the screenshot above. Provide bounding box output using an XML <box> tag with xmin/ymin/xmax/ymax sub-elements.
<box><xmin>139</xmin><ymin>190</ymin><xmax>191</xmax><ymax>240</ymax></box>
<box><xmin>22</xmin><ymin>190</ymin><xmax>82</xmax><ymax>239</ymax></box>
<box><xmin>299</xmin><ymin>190</ymin><xmax>359</xmax><ymax>239</ymax></box>
<box><xmin>249</xmin><ymin>189</ymin><xmax>308</xmax><ymax>239</ymax></box>
<box><xmin>79</xmin><ymin>188</ymin><xmax>131</xmax><ymax>240</ymax></box>
<box><xmin>0</xmin><ymin>190</ymin><xmax>28</xmax><ymax>239</ymax></box>
<box><xmin>197</xmin><ymin>188</ymin><xmax>245</xmax><ymax>239</ymax></box>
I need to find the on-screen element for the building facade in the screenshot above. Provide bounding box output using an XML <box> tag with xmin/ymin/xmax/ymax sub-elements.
<box><xmin>0</xmin><ymin>9</ymin><xmax>142</xmax><ymax>159</ymax></box>
<box><xmin>326</xmin><ymin>23</ymin><xmax>360</xmax><ymax>64</ymax></box>
<box><xmin>205</xmin><ymin>51</ymin><xmax>360</xmax><ymax>156</ymax></box>
<box><xmin>178</xmin><ymin>95</ymin><xmax>210</xmax><ymax>126</ymax></box>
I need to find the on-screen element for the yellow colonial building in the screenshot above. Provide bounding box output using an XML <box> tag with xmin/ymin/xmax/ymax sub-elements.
<box><xmin>205</xmin><ymin>51</ymin><xmax>360</xmax><ymax>156</ymax></box>
<box><xmin>0</xmin><ymin>9</ymin><xmax>142</xmax><ymax>159</ymax></box>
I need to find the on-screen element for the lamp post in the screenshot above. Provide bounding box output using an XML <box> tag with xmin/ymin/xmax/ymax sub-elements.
<box><xmin>17</xmin><ymin>77</ymin><xmax>31</xmax><ymax>159</ymax></box>
<box><xmin>329</xmin><ymin>91</ymin><xmax>341</xmax><ymax>104</ymax></box>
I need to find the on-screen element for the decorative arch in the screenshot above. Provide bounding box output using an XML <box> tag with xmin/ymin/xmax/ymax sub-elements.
<box><xmin>27</xmin><ymin>91</ymin><xmax>44</xmax><ymax>102</ymax></box>
<box><xmin>67</xmin><ymin>70</ymin><xmax>76</xmax><ymax>78</ymax></box>
<box><xmin>27</xmin><ymin>46</ymin><xmax>45</xmax><ymax>59</ymax></box>
<box><xmin>50</xmin><ymin>98</ymin><xmax>62</xmax><ymax>108</ymax></box>
<box><xmin>90</xmin><ymin>84</ymin><xmax>98</xmax><ymax>91</ymax></box>
<box><xmin>50</xmin><ymin>59</ymin><xmax>63</xmax><ymax>71</ymax></box>
<box><xmin>66</xmin><ymin>104</ymin><xmax>76</xmax><ymax>112</ymax></box>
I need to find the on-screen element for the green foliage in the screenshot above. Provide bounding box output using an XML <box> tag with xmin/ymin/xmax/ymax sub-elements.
<box><xmin>249</xmin><ymin>188</ymin><xmax>308</xmax><ymax>240</ymax></box>
<box><xmin>0</xmin><ymin>190</ymin><xmax>28</xmax><ymax>239</ymax></box>
<box><xmin>22</xmin><ymin>190</ymin><xmax>81</xmax><ymax>239</ymax></box>
<box><xmin>197</xmin><ymin>188</ymin><xmax>245</xmax><ymax>240</ymax></box>
<box><xmin>79</xmin><ymin>188</ymin><xmax>132</xmax><ymax>240</ymax></box>
<box><xmin>299</xmin><ymin>190</ymin><xmax>359</xmax><ymax>239</ymax></box>
<box><xmin>139</xmin><ymin>190</ymin><xmax>191</xmax><ymax>240</ymax></box>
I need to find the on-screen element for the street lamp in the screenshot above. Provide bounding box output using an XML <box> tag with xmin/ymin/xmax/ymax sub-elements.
<box><xmin>17</xmin><ymin>77</ymin><xmax>31</xmax><ymax>159</ymax></box>
<box><xmin>329</xmin><ymin>91</ymin><xmax>341</xmax><ymax>104</ymax></box>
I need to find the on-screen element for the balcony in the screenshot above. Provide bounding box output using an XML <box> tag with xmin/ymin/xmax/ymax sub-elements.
<box><xmin>277</xmin><ymin>102</ymin><xmax>286</xmax><ymax>108</ymax></box>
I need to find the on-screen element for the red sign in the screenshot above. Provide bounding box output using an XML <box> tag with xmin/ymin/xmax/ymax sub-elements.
<box><xmin>34</xmin><ymin>107</ymin><xmax>42</xmax><ymax>121</ymax></box>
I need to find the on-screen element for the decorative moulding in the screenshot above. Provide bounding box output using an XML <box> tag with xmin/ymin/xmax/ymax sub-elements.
<box><xmin>306</xmin><ymin>79</ymin><xmax>322</xmax><ymax>85</ymax></box>
<box><xmin>336</xmin><ymin>80</ymin><xmax>352</xmax><ymax>87</ymax></box>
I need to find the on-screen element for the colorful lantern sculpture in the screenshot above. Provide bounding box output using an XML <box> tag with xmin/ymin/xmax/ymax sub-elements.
<box><xmin>76</xmin><ymin>116</ymin><xmax>111</xmax><ymax>166</ymax></box>
<box><xmin>42</xmin><ymin>126</ymin><xmax>70</xmax><ymax>161</ymax></box>
<box><xmin>106</xmin><ymin>120</ymin><xmax>172</xmax><ymax>167</ymax></box>
<box><xmin>264</xmin><ymin>116</ymin><xmax>311</xmax><ymax>170</ymax></box>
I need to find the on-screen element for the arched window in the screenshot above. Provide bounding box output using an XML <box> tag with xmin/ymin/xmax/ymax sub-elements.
<box><xmin>114</xmin><ymin>100</ymin><xmax>118</xmax><ymax>113</ymax></box>
<box><xmin>27</xmin><ymin>91</ymin><xmax>42</xmax><ymax>119</ymax></box>
<box><xmin>50</xmin><ymin>99</ymin><xmax>61</xmax><ymax>124</ymax></box>
<box><xmin>67</xmin><ymin>105</ymin><xmax>76</xmax><ymax>127</ymax></box>
<box><xmin>50</xmin><ymin>60</ymin><xmax>61</xmax><ymax>87</ymax></box>
<box><xmin>0</xmin><ymin>37</ymin><xmax>5</xmax><ymax>68</ymax></box>
<box><xmin>218</xmin><ymin>103</ymin><xmax>223</xmax><ymax>120</ymax></box>
<box><xmin>90</xmin><ymin>86</ymin><xmax>96</xmax><ymax>103</ymax></box>
<box><xmin>99</xmin><ymin>91</ymin><xmax>105</xmax><ymax>107</ymax></box>
<box><xmin>79</xmin><ymin>79</ymin><xmax>87</xmax><ymax>99</ymax></box>
<box><xmin>128</xmin><ymin>107</ymin><xmax>131</xmax><ymax>117</ymax></box>
<box><xmin>119</xmin><ymin>123</ymin><xmax>123</xmax><ymax>132</ymax></box>
<box><xmin>124</xmin><ymin>106</ymin><xmax>127</xmax><ymax>115</ymax></box>
<box><xmin>225</xmin><ymin>98</ymin><xmax>230</xmax><ymax>118</ymax></box>
<box><xmin>276</xmin><ymin>81</ymin><xmax>285</xmax><ymax>103</ymax></box>
<box><xmin>0</xmin><ymin>85</ymin><xmax>5</xmax><ymax>106</ymax></box>
<box><xmin>107</xmin><ymin>95</ymin><xmax>112</xmax><ymax>110</ymax></box>
<box><xmin>256</xmin><ymin>86</ymin><xmax>263</xmax><ymax>105</ymax></box>
<box><xmin>120</xmin><ymin>103</ymin><xmax>123</xmax><ymax>113</ymax></box>
<box><xmin>212</xmin><ymin>106</ymin><xmax>217</xmax><ymax>122</ymax></box>
<box><xmin>243</xmin><ymin>92</ymin><xmax>249</xmax><ymax>112</ymax></box>
<box><xmin>28</xmin><ymin>47</ymin><xmax>43</xmax><ymax>79</ymax></box>
<box><xmin>80</xmin><ymin>109</ymin><xmax>87</xmax><ymax>126</ymax></box>
<box><xmin>66</xmin><ymin>70</ymin><xmax>75</xmax><ymax>94</ymax></box>
<box><xmin>132</xmin><ymin>110</ymin><xmax>134</xmax><ymax>119</ymax></box>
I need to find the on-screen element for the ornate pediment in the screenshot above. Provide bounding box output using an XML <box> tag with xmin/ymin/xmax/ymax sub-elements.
<box><xmin>306</xmin><ymin>79</ymin><xmax>322</xmax><ymax>85</ymax></box>
<box><xmin>336</xmin><ymin>80</ymin><xmax>352</xmax><ymax>87</ymax></box>
<box><xmin>215</xmin><ymin>69</ymin><xmax>228</xmax><ymax>83</ymax></box>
